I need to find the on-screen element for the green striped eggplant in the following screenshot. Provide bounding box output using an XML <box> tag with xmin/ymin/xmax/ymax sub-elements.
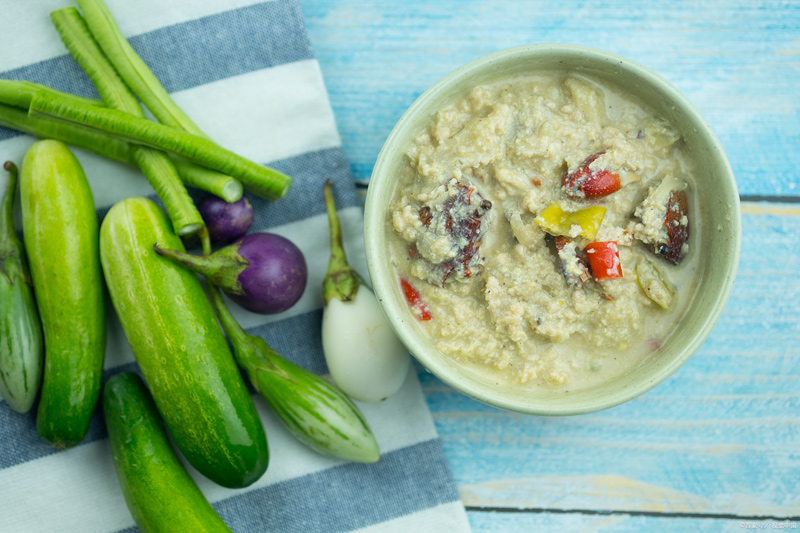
<box><xmin>206</xmin><ymin>282</ymin><xmax>380</xmax><ymax>463</ymax></box>
<box><xmin>0</xmin><ymin>162</ymin><xmax>43</xmax><ymax>413</ymax></box>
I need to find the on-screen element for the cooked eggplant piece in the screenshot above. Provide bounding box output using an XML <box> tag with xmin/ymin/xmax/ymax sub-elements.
<box><xmin>410</xmin><ymin>179</ymin><xmax>491</xmax><ymax>285</ymax></box>
<box><xmin>554</xmin><ymin>236</ymin><xmax>590</xmax><ymax>286</ymax></box>
<box><xmin>631</xmin><ymin>175</ymin><xmax>690</xmax><ymax>265</ymax></box>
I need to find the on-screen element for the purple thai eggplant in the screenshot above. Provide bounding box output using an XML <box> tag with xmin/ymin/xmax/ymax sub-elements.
<box><xmin>155</xmin><ymin>233</ymin><xmax>307</xmax><ymax>314</ymax></box>
<box><xmin>198</xmin><ymin>195</ymin><xmax>254</xmax><ymax>244</ymax></box>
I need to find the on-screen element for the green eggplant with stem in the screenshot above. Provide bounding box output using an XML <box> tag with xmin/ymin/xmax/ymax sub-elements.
<box><xmin>0</xmin><ymin>162</ymin><xmax>43</xmax><ymax>414</ymax></box>
<box><xmin>198</xmin><ymin>233</ymin><xmax>380</xmax><ymax>463</ymax></box>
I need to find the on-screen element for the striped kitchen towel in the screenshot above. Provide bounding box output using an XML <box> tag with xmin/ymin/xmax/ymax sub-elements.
<box><xmin>0</xmin><ymin>1</ymin><xmax>470</xmax><ymax>531</ymax></box>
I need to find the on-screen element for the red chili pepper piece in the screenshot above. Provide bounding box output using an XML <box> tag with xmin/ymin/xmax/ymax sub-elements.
<box><xmin>657</xmin><ymin>190</ymin><xmax>689</xmax><ymax>265</ymax></box>
<box><xmin>562</xmin><ymin>151</ymin><xmax>622</xmax><ymax>199</ymax></box>
<box><xmin>400</xmin><ymin>277</ymin><xmax>432</xmax><ymax>321</ymax></box>
<box><xmin>585</xmin><ymin>241</ymin><xmax>623</xmax><ymax>280</ymax></box>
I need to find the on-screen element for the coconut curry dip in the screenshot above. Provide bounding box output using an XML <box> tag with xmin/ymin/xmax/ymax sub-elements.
<box><xmin>388</xmin><ymin>73</ymin><xmax>700</xmax><ymax>390</ymax></box>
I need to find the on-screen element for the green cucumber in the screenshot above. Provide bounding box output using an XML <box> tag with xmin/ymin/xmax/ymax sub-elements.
<box><xmin>21</xmin><ymin>140</ymin><xmax>106</xmax><ymax>448</ymax></box>
<box><xmin>99</xmin><ymin>197</ymin><xmax>268</xmax><ymax>488</ymax></box>
<box><xmin>103</xmin><ymin>372</ymin><xmax>233</xmax><ymax>533</ymax></box>
<box><xmin>0</xmin><ymin>162</ymin><xmax>43</xmax><ymax>414</ymax></box>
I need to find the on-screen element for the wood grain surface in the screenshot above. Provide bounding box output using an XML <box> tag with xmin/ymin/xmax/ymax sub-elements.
<box><xmin>300</xmin><ymin>1</ymin><xmax>800</xmax><ymax>530</ymax></box>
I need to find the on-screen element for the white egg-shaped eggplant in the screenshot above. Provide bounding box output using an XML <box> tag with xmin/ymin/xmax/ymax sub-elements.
<box><xmin>321</xmin><ymin>180</ymin><xmax>410</xmax><ymax>403</ymax></box>
<box><xmin>322</xmin><ymin>286</ymin><xmax>409</xmax><ymax>402</ymax></box>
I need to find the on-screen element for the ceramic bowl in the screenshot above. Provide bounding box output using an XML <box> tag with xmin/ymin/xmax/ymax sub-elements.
<box><xmin>363</xmin><ymin>44</ymin><xmax>740</xmax><ymax>415</ymax></box>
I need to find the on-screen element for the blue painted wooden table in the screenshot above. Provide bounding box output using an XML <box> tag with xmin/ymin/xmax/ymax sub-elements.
<box><xmin>300</xmin><ymin>1</ymin><xmax>800</xmax><ymax>531</ymax></box>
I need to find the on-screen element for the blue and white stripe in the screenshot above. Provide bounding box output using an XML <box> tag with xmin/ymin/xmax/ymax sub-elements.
<box><xmin>0</xmin><ymin>1</ymin><xmax>469</xmax><ymax>531</ymax></box>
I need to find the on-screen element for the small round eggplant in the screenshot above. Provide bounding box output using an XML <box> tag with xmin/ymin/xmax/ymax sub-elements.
<box><xmin>155</xmin><ymin>233</ymin><xmax>307</xmax><ymax>314</ymax></box>
<box><xmin>198</xmin><ymin>195</ymin><xmax>254</xmax><ymax>244</ymax></box>
<box><xmin>321</xmin><ymin>180</ymin><xmax>410</xmax><ymax>402</ymax></box>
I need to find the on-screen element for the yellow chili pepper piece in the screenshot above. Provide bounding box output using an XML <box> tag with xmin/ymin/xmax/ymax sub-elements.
<box><xmin>534</xmin><ymin>202</ymin><xmax>606</xmax><ymax>240</ymax></box>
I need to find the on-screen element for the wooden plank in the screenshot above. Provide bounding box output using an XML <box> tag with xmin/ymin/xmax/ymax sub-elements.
<box><xmin>301</xmin><ymin>0</ymin><xmax>800</xmax><ymax>197</ymax></box>
<box><xmin>417</xmin><ymin>205</ymin><xmax>800</xmax><ymax>517</ymax></box>
<box><xmin>467</xmin><ymin>511</ymin><xmax>798</xmax><ymax>533</ymax></box>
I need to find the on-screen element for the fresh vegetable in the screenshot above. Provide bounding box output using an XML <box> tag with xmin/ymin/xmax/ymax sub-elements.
<box><xmin>199</xmin><ymin>195</ymin><xmax>254</xmax><ymax>244</ymax></box>
<box><xmin>322</xmin><ymin>180</ymin><xmax>410</xmax><ymax>402</ymax></box>
<box><xmin>51</xmin><ymin>7</ymin><xmax>203</xmax><ymax>236</ymax></box>
<box><xmin>586</xmin><ymin>241</ymin><xmax>623</xmax><ymax>280</ymax></box>
<box><xmin>173</xmin><ymin>159</ymin><xmax>242</xmax><ymax>203</ymax></box>
<box><xmin>103</xmin><ymin>372</ymin><xmax>234</xmax><ymax>533</ymax></box>
<box><xmin>0</xmin><ymin>162</ymin><xmax>43</xmax><ymax>414</ymax></box>
<box><xmin>0</xmin><ymin>79</ymin><xmax>100</xmax><ymax>110</ymax></box>
<box><xmin>562</xmin><ymin>151</ymin><xmax>622</xmax><ymax>199</ymax></box>
<box><xmin>399</xmin><ymin>277</ymin><xmax>432</xmax><ymax>321</ymax></box>
<box><xmin>28</xmin><ymin>90</ymin><xmax>292</xmax><ymax>200</ymax></box>
<box><xmin>66</xmin><ymin>0</ymin><xmax>245</xmax><ymax>203</ymax></box>
<box><xmin>100</xmin><ymin>197</ymin><xmax>268</xmax><ymax>488</ymax></box>
<box><xmin>0</xmin><ymin>102</ymin><xmax>132</xmax><ymax>163</ymax></box>
<box><xmin>554</xmin><ymin>236</ymin><xmax>590</xmax><ymax>286</ymax></box>
<box><xmin>76</xmin><ymin>0</ymin><xmax>210</xmax><ymax>137</ymax></box>
<box><xmin>21</xmin><ymin>140</ymin><xmax>106</xmax><ymax>448</ymax></box>
<box><xmin>636</xmin><ymin>257</ymin><xmax>673</xmax><ymax>309</ymax></box>
<box><xmin>534</xmin><ymin>202</ymin><xmax>606</xmax><ymax>240</ymax></box>
<box><xmin>154</xmin><ymin>233</ymin><xmax>307</xmax><ymax>315</ymax></box>
<box><xmin>206</xmin><ymin>279</ymin><xmax>380</xmax><ymax>463</ymax></box>
<box><xmin>0</xmin><ymin>85</ymin><xmax>240</xmax><ymax>202</ymax></box>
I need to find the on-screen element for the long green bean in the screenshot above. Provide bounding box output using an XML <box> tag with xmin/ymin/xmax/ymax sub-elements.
<box><xmin>0</xmin><ymin>79</ymin><xmax>101</xmax><ymax>110</ymax></box>
<box><xmin>52</xmin><ymin>7</ymin><xmax>202</xmax><ymax>236</ymax></box>
<box><xmin>0</xmin><ymin>103</ymin><xmax>133</xmax><ymax>164</ymax></box>
<box><xmin>0</xmin><ymin>78</ymin><xmax>240</xmax><ymax>201</ymax></box>
<box><xmin>77</xmin><ymin>0</ymin><xmax>208</xmax><ymax>137</ymax></box>
<box><xmin>30</xmin><ymin>91</ymin><xmax>292</xmax><ymax>199</ymax></box>
<box><xmin>73</xmin><ymin>0</ymin><xmax>248</xmax><ymax>201</ymax></box>
<box><xmin>170</xmin><ymin>158</ymin><xmax>243</xmax><ymax>203</ymax></box>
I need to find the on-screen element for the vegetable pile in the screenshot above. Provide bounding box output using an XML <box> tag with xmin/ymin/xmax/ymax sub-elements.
<box><xmin>0</xmin><ymin>1</ymin><xmax>410</xmax><ymax>530</ymax></box>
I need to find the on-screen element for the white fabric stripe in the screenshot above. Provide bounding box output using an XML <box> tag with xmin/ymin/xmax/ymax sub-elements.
<box><xmin>0</xmin><ymin>59</ymin><xmax>342</xmax><ymax>211</ymax></box>
<box><xmin>0</xmin><ymin>367</ymin><xmax>437</xmax><ymax>533</ymax></box>
<box><xmin>98</xmin><ymin>206</ymin><xmax>364</xmax><ymax>372</ymax></box>
<box><xmin>0</xmin><ymin>0</ymin><xmax>275</xmax><ymax>73</ymax></box>
<box><xmin>171</xmin><ymin>60</ymin><xmax>343</xmax><ymax>175</ymax></box>
<box><xmin>350</xmin><ymin>502</ymin><xmax>473</xmax><ymax>533</ymax></box>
